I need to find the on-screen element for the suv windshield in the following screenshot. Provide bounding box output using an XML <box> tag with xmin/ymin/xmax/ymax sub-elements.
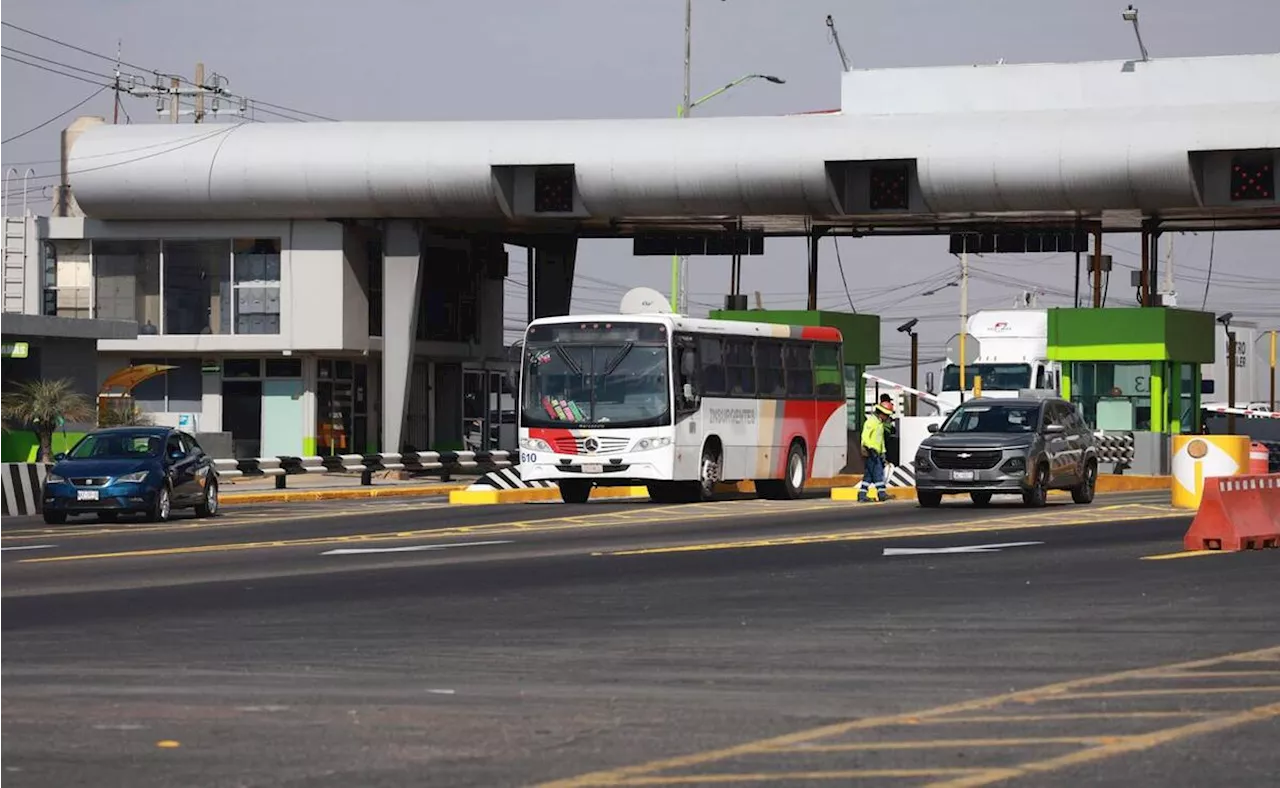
<box><xmin>942</xmin><ymin>363</ymin><xmax>1031</xmax><ymax>391</ymax></box>
<box><xmin>68</xmin><ymin>432</ymin><xmax>162</xmax><ymax>459</ymax></box>
<box><xmin>521</xmin><ymin>322</ymin><xmax>671</xmax><ymax>429</ymax></box>
<box><xmin>940</xmin><ymin>403</ymin><xmax>1041</xmax><ymax>434</ymax></box>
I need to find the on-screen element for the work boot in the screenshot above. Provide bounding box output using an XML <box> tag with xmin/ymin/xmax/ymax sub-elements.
<box><xmin>856</xmin><ymin>489</ymin><xmax>870</xmax><ymax>503</ymax></box>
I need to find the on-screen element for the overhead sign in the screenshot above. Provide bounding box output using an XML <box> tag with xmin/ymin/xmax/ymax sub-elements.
<box><xmin>949</xmin><ymin>228</ymin><xmax>1088</xmax><ymax>255</ymax></box>
<box><xmin>633</xmin><ymin>231</ymin><xmax>765</xmax><ymax>257</ymax></box>
<box><xmin>1</xmin><ymin>341</ymin><xmax>30</xmax><ymax>359</ymax></box>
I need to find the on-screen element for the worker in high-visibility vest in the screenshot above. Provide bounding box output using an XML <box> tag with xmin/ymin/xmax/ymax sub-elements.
<box><xmin>858</xmin><ymin>400</ymin><xmax>894</xmax><ymax>502</ymax></box>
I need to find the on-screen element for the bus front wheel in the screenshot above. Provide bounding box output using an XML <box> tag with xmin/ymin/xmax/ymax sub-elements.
<box><xmin>559</xmin><ymin>480</ymin><xmax>592</xmax><ymax>504</ymax></box>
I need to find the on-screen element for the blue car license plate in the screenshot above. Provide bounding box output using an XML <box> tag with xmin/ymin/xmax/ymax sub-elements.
<box><xmin>76</xmin><ymin>489</ymin><xmax>100</xmax><ymax>501</ymax></box>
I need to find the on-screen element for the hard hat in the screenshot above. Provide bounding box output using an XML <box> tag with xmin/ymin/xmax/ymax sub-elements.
<box><xmin>875</xmin><ymin>401</ymin><xmax>895</xmax><ymax>417</ymax></box>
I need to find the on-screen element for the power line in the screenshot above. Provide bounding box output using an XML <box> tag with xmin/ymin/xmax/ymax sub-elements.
<box><xmin>2</xmin><ymin>85</ymin><xmax>108</xmax><ymax>144</ymax></box>
<box><xmin>0</xmin><ymin>45</ymin><xmax>123</xmax><ymax>82</ymax></box>
<box><xmin>1</xmin><ymin>52</ymin><xmax>111</xmax><ymax>89</ymax></box>
<box><xmin>2</xmin><ymin>21</ymin><xmax>337</xmax><ymax>124</ymax></box>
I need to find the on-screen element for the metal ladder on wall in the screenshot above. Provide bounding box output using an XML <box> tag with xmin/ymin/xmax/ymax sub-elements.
<box><xmin>2</xmin><ymin>168</ymin><xmax>36</xmax><ymax>314</ymax></box>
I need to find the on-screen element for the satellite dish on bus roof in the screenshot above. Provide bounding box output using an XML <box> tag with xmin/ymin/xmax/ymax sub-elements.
<box><xmin>619</xmin><ymin>287</ymin><xmax>674</xmax><ymax>315</ymax></box>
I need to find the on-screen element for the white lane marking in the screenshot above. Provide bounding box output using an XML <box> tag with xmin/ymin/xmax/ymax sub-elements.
<box><xmin>1</xmin><ymin>544</ymin><xmax>57</xmax><ymax>552</ymax></box>
<box><xmin>882</xmin><ymin>541</ymin><xmax>1044</xmax><ymax>556</ymax></box>
<box><xmin>321</xmin><ymin>539</ymin><xmax>514</xmax><ymax>556</ymax></box>
<box><xmin>426</xmin><ymin>689</ymin><xmax>456</xmax><ymax>695</ymax></box>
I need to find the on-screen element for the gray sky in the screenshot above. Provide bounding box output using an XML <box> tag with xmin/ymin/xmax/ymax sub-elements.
<box><xmin>3</xmin><ymin>0</ymin><xmax>1278</xmax><ymax>395</ymax></box>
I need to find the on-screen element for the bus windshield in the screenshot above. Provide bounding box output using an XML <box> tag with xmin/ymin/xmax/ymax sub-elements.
<box><xmin>521</xmin><ymin>322</ymin><xmax>671</xmax><ymax>428</ymax></box>
<box><xmin>942</xmin><ymin>363</ymin><xmax>1031</xmax><ymax>391</ymax></box>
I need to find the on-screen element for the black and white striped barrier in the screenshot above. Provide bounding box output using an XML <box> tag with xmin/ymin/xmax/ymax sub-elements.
<box><xmin>466</xmin><ymin>465</ymin><xmax>557</xmax><ymax>491</ymax></box>
<box><xmin>215</xmin><ymin>450</ymin><xmax>513</xmax><ymax>488</ymax></box>
<box><xmin>2</xmin><ymin>462</ymin><xmax>51</xmax><ymax>516</ymax></box>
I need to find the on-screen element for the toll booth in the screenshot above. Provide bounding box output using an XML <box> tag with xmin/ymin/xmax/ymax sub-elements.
<box><xmin>1046</xmin><ymin>307</ymin><xmax>1216</xmax><ymax>435</ymax></box>
<box><xmin>709</xmin><ymin>309</ymin><xmax>881</xmax><ymax>473</ymax></box>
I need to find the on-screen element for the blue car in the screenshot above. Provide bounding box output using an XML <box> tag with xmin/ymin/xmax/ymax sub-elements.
<box><xmin>41</xmin><ymin>427</ymin><xmax>219</xmax><ymax>524</ymax></box>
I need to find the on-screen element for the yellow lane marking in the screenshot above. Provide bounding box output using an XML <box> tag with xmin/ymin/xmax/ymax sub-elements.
<box><xmin>927</xmin><ymin>712</ymin><xmax>1208</xmax><ymax>724</ymax></box>
<box><xmin>599</xmin><ymin>504</ymin><xmax>1184</xmax><ymax>557</ymax></box>
<box><xmin>1148</xmin><ymin>670</ymin><xmax>1280</xmax><ymax>679</ymax></box>
<box><xmin>16</xmin><ymin>498</ymin><xmax>850</xmax><ymax>564</ymax></box>
<box><xmin>1</xmin><ymin>501</ymin><xmax>453</xmax><ymax>540</ymax></box>
<box><xmin>922</xmin><ymin>701</ymin><xmax>1280</xmax><ymax>788</ymax></box>
<box><xmin>537</xmin><ymin>645</ymin><xmax>1280</xmax><ymax>788</ymax></box>
<box><xmin>1140</xmin><ymin>549</ymin><xmax>1229</xmax><ymax>561</ymax></box>
<box><xmin>1050</xmin><ymin>686</ymin><xmax>1280</xmax><ymax>700</ymax></box>
<box><xmin>592</xmin><ymin>769</ymin><xmax>991</xmax><ymax>785</ymax></box>
<box><xmin>782</xmin><ymin>736</ymin><xmax>1127</xmax><ymax>752</ymax></box>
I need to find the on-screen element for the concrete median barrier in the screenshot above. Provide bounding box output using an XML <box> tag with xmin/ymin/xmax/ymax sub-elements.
<box><xmin>1182</xmin><ymin>474</ymin><xmax>1280</xmax><ymax>552</ymax></box>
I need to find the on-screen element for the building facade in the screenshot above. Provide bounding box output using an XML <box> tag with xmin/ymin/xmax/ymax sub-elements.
<box><xmin>35</xmin><ymin>215</ymin><xmax>515</xmax><ymax>458</ymax></box>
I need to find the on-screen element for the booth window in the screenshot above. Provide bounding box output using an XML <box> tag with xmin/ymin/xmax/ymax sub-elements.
<box><xmin>1069</xmin><ymin>361</ymin><xmax>1152</xmax><ymax>431</ymax></box>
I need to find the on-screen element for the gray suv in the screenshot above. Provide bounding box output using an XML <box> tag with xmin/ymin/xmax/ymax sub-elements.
<box><xmin>914</xmin><ymin>396</ymin><xmax>1098</xmax><ymax>508</ymax></box>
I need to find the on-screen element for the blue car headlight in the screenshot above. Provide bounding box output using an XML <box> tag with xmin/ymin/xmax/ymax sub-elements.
<box><xmin>117</xmin><ymin>470</ymin><xmax>149</xmax><ymax>483</ymax></box>
<box><xmin>46</xmin><ymin>473</ymin><xmax>66</xmax><ymax>484</ymax></box>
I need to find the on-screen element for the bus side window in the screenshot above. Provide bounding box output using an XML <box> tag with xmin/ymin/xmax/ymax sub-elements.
<box><xmin>1035</xmin><ymin>365</ymin><xmax>1046</xmax><ymax>389</ymax></box>
<box><xmin>675</xmin><ymin>334</ymin><xmax>699</xmax><ymax>409</ymax></box>
<box><xmin>698</xmin><ymin>337</ymin><xmax>727</xmax><ymax>396</ymax></box>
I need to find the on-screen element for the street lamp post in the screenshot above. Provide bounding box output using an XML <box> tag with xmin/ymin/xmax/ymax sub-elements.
<box><xmin>671</xmin><ymin>0</ymin><xmax>784</xmax><ymax>312</ymax></box>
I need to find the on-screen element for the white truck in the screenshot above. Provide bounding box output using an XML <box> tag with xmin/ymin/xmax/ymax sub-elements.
<box><xmin>933</xmin><ymin>309</ymin><xmax>1061</xmax><ymax>416</ymax></box>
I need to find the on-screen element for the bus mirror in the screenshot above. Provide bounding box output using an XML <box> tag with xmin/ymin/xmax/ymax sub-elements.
<box><xmin>926</xmin><ymin>372</ymin><xmax>935</xmax><ymax>394</ymax></box>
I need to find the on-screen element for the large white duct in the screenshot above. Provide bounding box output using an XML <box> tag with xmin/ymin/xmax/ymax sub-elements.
<box><xmin>67</xmin><ymin>103</ymin><xmax>1280</xmax><ymax>221</ymax></box>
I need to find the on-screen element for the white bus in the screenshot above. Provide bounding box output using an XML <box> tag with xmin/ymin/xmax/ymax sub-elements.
<box><xmin>517</xmin><ymin>313</ymin><xmax>848</xmax><ymax>503</ymax></box>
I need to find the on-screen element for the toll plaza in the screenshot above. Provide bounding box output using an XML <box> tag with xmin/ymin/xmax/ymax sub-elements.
<box><xmin>708</xmin><ymin>309</ymin><xmax>881</xmax><ymax>472</ymax></box>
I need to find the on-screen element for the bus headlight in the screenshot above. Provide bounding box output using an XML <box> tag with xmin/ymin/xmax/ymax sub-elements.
<box><xmin>520</xmin><ymin>437</ymin><xmax>552</xmax><ymax>452</ymax></box>
<box><xmin>634</xmin><ymin>436</ymin><xmax>672</xmax><ymax>451</ymax></box>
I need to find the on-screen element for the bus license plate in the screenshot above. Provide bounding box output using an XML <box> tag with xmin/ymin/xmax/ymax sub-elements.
<box><xmin>77</xmin><ymin>489</ymin><xmax>100</xmax><ymax>501</ymax></box>
<box><xmin>581</xmin><ymin>464</ymin><xmax>604</xmax><ymax>474</ymax></box>
<box><xmin>951</xmin><ymin>470</ymin><xmax>975</xmax><ymax>482</ymax></box>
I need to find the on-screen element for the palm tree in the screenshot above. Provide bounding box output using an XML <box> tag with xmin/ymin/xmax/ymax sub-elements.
<box><xmin>1</xmin><ymin>379</ymin><xmax>95</xmax><ymax>463</ymax></box>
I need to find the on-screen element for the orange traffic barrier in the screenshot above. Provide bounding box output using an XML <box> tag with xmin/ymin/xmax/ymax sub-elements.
<box><xmin>1183</xmin><ymin>473</ymin><xmax>1280</xmax><ymax>552</ymax></box>
<box><xmin>1249</xmin><ymin>442</ymin><xmax>1271</xmax><ymax>475</ymax></box>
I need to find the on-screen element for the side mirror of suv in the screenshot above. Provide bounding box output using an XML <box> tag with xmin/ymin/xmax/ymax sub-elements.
<box><xmin>926</xmin><ymin>423</ymin><xmax>940</xmax><ymax>433</ymax></box>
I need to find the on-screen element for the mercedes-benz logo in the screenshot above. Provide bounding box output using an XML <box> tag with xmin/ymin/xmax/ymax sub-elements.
<box><xmin>583</xmin><ymin>437</ymin><xmax>600</xmax><ymax>454</ymax></box>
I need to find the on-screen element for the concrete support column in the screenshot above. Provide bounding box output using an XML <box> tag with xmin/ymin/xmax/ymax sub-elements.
<box><xmin>1168</xmin><ymin>361</ymin><xmax>1182</xmax><ymax>434</ymax></box>
<box><xmin>531</xmin><ymin>236</ymin><xmax>578</xmax><ymax>318</ymax></box>
<box><xmin>1149</xmin><ymin>361</ymin><xmax>1165</xmax><ymax>433</ymax></box>
<box><xmin>382</xmin><ymin>220</ymin><xmax>422</xmax><ymax>453</ymax></box>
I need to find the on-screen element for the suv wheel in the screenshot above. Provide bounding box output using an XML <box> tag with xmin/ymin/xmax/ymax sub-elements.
<box><xmin>1071</xmin><ymin>461</ymin><xmax>1097</xmax><ymax>505</ymax></box>
<box><xmin>1022</xmin><ymin>464</ymin><xmax>1049</xmax><ymax>508</ymax></box>
<box><xmin>917</xmin><ymin>491</ymin><xmax>942</xmax><ymax>508</ymax></box>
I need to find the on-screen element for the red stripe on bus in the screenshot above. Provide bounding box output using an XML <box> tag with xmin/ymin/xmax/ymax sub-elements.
<box><xmin>778</xmin><ymin>399</ymin><xmax>845</xmax><ymax>476</ymax></box>
<box><xmin>529</xmin><ymin>427</ymin><xmax>578</xmax><ymax>455</ymax></box>
<box><xmin>799</xmin><ymin>325</ymin><xmax>842</xmax><ymax>342</ymax></box>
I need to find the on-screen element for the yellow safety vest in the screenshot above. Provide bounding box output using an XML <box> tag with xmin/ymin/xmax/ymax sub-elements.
<box><xmin>861</xmin><ymin>415</ymin><xmax>885</xmax><ymax>454</ymax></box>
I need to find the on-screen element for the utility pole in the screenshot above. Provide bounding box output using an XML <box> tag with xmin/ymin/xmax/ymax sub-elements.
<box><xmin>959</xmin><ymin>245</ymin><xmax>969</xmax><ymax>402</ymax></box>
<box><xmin>194</xmin><ymin>62</ymin><xmax>205</xmax><ymax>123</ymax></box>
<box><xmin>169</xmin><ymin>76</ymin><xmax>180</xmax><ymax>123</ymax></box>
<box><xmin>1227</xmin><ymin>328</ymin><xmax>1237</xmax><ymax>435</ymax></box>
<box><xmin>1092</xmin><ymin>227</ymin><xmax>1104</xmax><ymax>308</ymax></box>
<box><xmin>1270</xmin><ymin>329</ymin><xmax>1276</xmax><ymax>413</ymax></box>
<box><xmin>112</xmin><ymin>40</ymin><xmax>121</xmax><ymax>124</ymax></box>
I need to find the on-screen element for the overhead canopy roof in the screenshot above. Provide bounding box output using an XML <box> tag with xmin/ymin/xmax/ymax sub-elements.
<box><xmin>67</xmin><ymin>54</ymin><xmax>1280</xmax><ymax>233</ymax></box>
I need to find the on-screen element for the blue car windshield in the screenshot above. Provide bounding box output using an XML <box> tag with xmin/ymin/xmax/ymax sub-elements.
<box><xmin>68</xmin><ymin>433</ymin><xmax>163</xmax><ymax>459</ymax></box>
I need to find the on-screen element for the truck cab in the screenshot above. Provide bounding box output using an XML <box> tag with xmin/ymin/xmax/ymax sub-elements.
<box><xmin>935</xmin><ymin>309</ymin><xmax>1062</xmax><ymax>415</ymax></box>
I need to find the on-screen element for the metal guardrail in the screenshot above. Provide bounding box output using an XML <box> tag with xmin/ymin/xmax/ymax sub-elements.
<box><xmin>213</xmin><ymin>450</ymin><xmax>513</xmax><ymax>488</ymax></box>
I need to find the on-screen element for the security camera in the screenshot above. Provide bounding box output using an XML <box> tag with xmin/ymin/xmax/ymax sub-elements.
<box><xmin>1216</xmin><ymin>312</ymin><xmax>1234</xmax><ymax>325</ymax></box>
<box><xmin>897</xmin><ymin>319</ymin><xmax>919</xmax><ymax>334</ymax></box>
<box><xmin>1122</xmin><ymin>4</ymin><xmax>1138</xmax><ymax>21</ymax></box>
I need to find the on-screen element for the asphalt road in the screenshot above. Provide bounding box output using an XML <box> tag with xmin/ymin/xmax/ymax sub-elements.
<box><xmin>3</xmin><ymin>491</ymin><xmax>1277</xmax><ymax>787</ymax></box>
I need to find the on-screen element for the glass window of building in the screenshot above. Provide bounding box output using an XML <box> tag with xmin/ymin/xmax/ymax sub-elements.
<box><xmin>126</xmin><ymin>358</ymin><xmax>203</xmax><ymax>414</ymax></box>
<box><xmin>93</xmin><ymin>241</ymin><xmax>161</xmax><ymax>332</ymax></box>
<box><xmin>164</xmin><ymin>240</ymin><xmax>231</xmax><ymax>334</ymax></box>
<box><xmin>45</xmin><ymin>240</ymin><xmax>92</xmax><ymax>319</ymax></box>
<box><xmin>232</xmin><ymin>239</ymin><xmax>282</xmax><ymax>335</ymax></box>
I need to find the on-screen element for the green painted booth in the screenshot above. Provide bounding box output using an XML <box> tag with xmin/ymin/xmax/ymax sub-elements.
<box><xmin>1046</xmin><ymin>308</ymin><xmax>1215</xmax><ymax>434</ymax></box>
